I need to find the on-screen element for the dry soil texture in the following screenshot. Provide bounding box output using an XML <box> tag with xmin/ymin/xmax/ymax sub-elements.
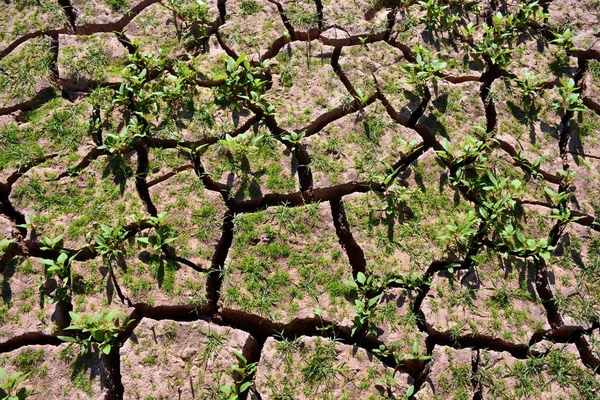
<box><xmin>1</xmin><ymin>0</ymin><xmax>600</xmax><ymax>399</ymax></box>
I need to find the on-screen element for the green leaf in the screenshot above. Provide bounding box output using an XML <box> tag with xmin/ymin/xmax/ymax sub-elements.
<box><xmin>94</xmin><ymin>234</ymin><xmax>105</xmax><ymax>246</ymax></box>
<box><xmin>69</xmin><ymin>311</ymin><xmax>82</xmax><ymax>323</ymax></box>
<box><xmin>101</xmin><ymin>344</ymin><xmax>112</xmax><ymax>355</ymax></box>
<box><xmin>220</xmin><ymin>385</ymin><xmax>231</xmax><ymax>395</ymax></box>
<box><xmin>239</xmin><ymin>381</ymin><xmax>252</xmax><ymax>392</ymax></box>
<box><xmin>57</xmin><ymin>252</ymin><xmax>68</xmax><ymax>265</ymax></box>
<box><xmin>368</xmin><ymin>295</ymin><xmax>381</xmax><ymax>307</ymax></box>
<box><xmin>137</xmin><ymin>237</ymin><xmax>151</xmax><ymax>245</ymax></box>
<box><xmin>479</xmin><ymin>208</ymin><xmax>489</xmax><ymax>219</ymax></box>
<box><xmin>235</xmin><ymin>352</ymin><xmax>248</xmax><ymax>365</ymax></box>
<box><xmin>356</xmin><ymin>272</ymin><xmax>367</xmax><ymax>285</ymax></box>
<box><xmin>58</xmin><ymin>335</ymin><xmax>79</xmax><ymax>343</ymax></box>
<box><xmin>106</xmin><ymin>309</ymin><xmax>119</xmax><ymax>322</ymax></box>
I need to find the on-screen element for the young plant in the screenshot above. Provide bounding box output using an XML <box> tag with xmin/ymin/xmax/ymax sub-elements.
<box><xmin>164</xmin><ymin>0</ymin><xmax>210</xmax><ymax>30</ymax></box>
<box><xmin>345</xmin><ymin>271</ymin><xmax>400</xmax><ymax>336</ymax></box>
<box><xmin>280</xmin><ymin>130</ymin><xmax>306</xmax><ymax>151</ymax></box>
<box><xmin>58</xmin><ymin>310</ymin><xmax>134</xmax><ymax>356</ymax></box>
<box><xmin>214</xmin><ymin>54</ymin><xmax>273</xmax><ymax>115</ymax></box>
<box><xmin>350</xmin><ymin>294</ymin><xmax>382</xmax><ymax>337</ymax></box>
<box><xmin>381</xmin><ymin>184</ymin><xmax>417</xmax><ymax>218</ymax></box>
<box><xmin>98</xmin><ymin>115</ymin><xmax>148</xmax><ymax>154</ymax></box>
<box><xmin>402</xmin><ymin>45</ymin><xmax>447</xmax><ymax>86</ymax></box>
<box><xmin>0</xmin><ymin>368</ymin><xmax>34</xmax><ymax>400</ymax></box>
<box><xmin>551</xmin><ymin>28</ymin><xmax>580</xmax><ymax>51</ymax></box>
<box><xmin>472</xmin><ymin>12</ymin><xmax>521</xmax><ymax>68</ymax></box>
<box><xmin>354</xmin><ymin>88</ymin><xmax>370</xmax><ymax>106</ymax></box>
<box><xmin>512</xmin><ymin>72</ymin><xmax>545</xmax><ymax>100</ymax></box>
<box><xmin>39</xmin><ymin>234</ymin><xmax>63</xmax><ymax>251</ymax></box>
<box><xmin>0</xmin><ymin>239</ymin><xmax>15</xmax><ymax>259</ymax></box>
<box><xmin>39</xmin><ymin>252</ymin><xmax>76</xmax><ymax>305</ymax></box>
<box><xmin>219</xmin><ymin>352</ymin><xmax>258</xmax><ymax>399</ymax></box>
<box><xmin>474</xmin><ymin>34</ymin><xmax>512</xmax><ymax>68</ymax></box>
<box><xmin>90</xmin><ymin>223</ymin><xmax>128</xmax><ymax>268</ymax></box>
<box><xmin>460</xmin><ymin>22</ymin><xmax>477</xmax><ymax>38</ymax></box>
<box><xmin>217</xmin><ymin>132</ymin><xmax>264</xmax><ymax>157</ymax></box>
<box><xmin>516</xmin><ymin>1</ymin><xmax>549</xmax><ymax>26</ymax></box>
<box><xmin>136</xmin><ymin>212</ymin><xmax>177</xmax><ymax>254</ymax></box>
<box><xmin>550</xmin><ymin>77</ymin><xmax>587</xmax><ymax>113</ymax></box>
<box><xmin>438</xmin><ymin>210</ymin><xmax>481</xmax><ymax>250</ymax></box>
<box><xmin>395</xmin><ymin>270</ymin><xmax>430</xmax><ymax>292</ymax></box>
<box><xmin>418</xmin><ymin>0</ymin><xmax>457</xmax><ymax>31</ymax></box>
<box><xmin>372</xmin><ymin>341</ymin><xmax>432</xmax><ymax>364</ymax></box>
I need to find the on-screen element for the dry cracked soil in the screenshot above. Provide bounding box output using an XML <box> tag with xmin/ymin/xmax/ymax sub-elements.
<box><xmin>1</xmin><ymin>0</ymin><xmax>600</xmax><ymax>399</ymax></box>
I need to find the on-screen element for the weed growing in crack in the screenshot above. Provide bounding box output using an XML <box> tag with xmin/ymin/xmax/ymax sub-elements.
<box><xmin>418</xmin><ymin>0</ymin><xmax>457</xmax><ymax>32</ymax></box>
<box><xmin>58</xmin><ymin>310</ymin><xmax>134</xmax><ymax>356</ymax></box>
<box><xmin>136</xmin><ymin>212</ymin><xmax>177</xmax><ymax>256</ymax></box>
<box><xmin>214</xmin><ymin>54</ymin><xmax>274</xmax><ymax>116</ymax></box>
<box><xmin>90</xmin><ymin>223</ymin><xmax>128</xmax><ymax>268</ymax></box>
<box><xmin>512</xmin><ymin>72</ymin><xmax>546</xmax><ymax>101</ymax></box>
<box><xmin>551</xmin><ymin>28</ymin><xmax>581</xmax><ymax>52</ymax></box>
<box><xmin>550</xmin><ymin>77</ymin><xmax>587</xmax><ymax>114</ymax></box>
<box><xmin>218</xmin><ymin>352</ymin><xmax>257</xmax><ymax>400</ymax></box>
<box><xmin>39</xmin><ymin>251</ymin><xmax>77</xmax><ymax>306</ymax></box>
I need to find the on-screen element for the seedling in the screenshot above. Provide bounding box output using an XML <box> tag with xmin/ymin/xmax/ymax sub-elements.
<box><xmin>98</xmin><ymin>115</ymin><xmax>148</xmax><ymax>154</ymax></box>
<box><xmin>0</xmin><ymin>239</ymin><xmax>15</xmax><ymax>259</ymax></box>
<box><xmin>164</xmin><ymin>0</ymin><xmax>210</xmax><ymax>26</ymax></box>
<box><xmin>39</xmin><ymin>252</ymin><xmax>77</xmax><ymax>305</ymax></box>
<box><xmin>354</xmin><ymin>88</ymin><xmax>370</xmax><ymax>106</ymax></box>
<box><xmin>0</xmin><ymin>368</ymin><xmax>34</xmax><ymax>400</ymax></box>
<box><xmin>58</xmin><ymin>310</ymin><xmax>134</xmax><ymax>356</ymax></box>
<box><xmin>39</xmin><ymin>234</ymin><xmax>63</xmax><ymax>251</ymax></box>
<box><xmin>218</xmin><ymin>352</ymin><xmax>257</xmax><ymax>399</ymax></box>
<box><xmin>418</xmin><ymin>0</ymin><xmax>456</xmax><ymax>31</ymax></box>
<box><xmin>475</xmin><ymin>35</ymin><xmax>512</xmax><ymax>68</ymax></box>
<box><xmin>372</xmin><ymin>341</ymin><xmax>432</xmax><ymax>364</ymax></box>
<box><xmin>512</xmin><ymin>72</ymin><xmax>545</xmax><ymax>100</ymax></box>
<box><xmin>551</xmin><ymin>28</ymin><xmax>580</xmax><ymax>51</ymax></box>
<box><xmin>92</xmin><ymin>224</ymin><xmax>128</xmax><ymax>265</ymax></box>
<box><xmin>15</xmin><ymin>212</ymin><xmax>39</xmax><ymax>233</ymax></box>
<box><xmin>438</xmin><ymin>210</ymin><xmax>481</xmax><ymax>248</ymax></box>
<box><xmin>358</xmin><ymin>36</ymin><xmax>368</xmax><ymax>49</ymax></box>
<box><xmin>214</xmin><ymin>54</ymin><xmax>273</xmax><ymax>115</ymax></box>
<box><xmin>345</xmin><ymin>272</ymin><xmax>403</xmax><ymax>336</ymax></box>
<box><xmin>401</xmin><ymin>45</ymin><xmax>447</xmax><ymax>86</ymax></box>
<box><xmin>382</xmin><ymin>184</ymin><xmax>417</xmax><ymax>218</ymax></box>
<box><xmin>394</xmin><ymin>270</ymin><xmax>429</xmax><ymax>292</ymax></box>
<box><xmin>517</xmin><ymin>1</ymin><xmax>549</xmax><ymax>26</ymax></box>
<box><xmin>137</xmin><ymin>212</ymin><xmax>177</xmax><ymax>252</ymax></box>
<box><xmin>280</xmin><ymin>130</ymin><xmax>306</xmax><ymax>151</ymax></box>
<box><xmin>460</xmin><ymin>22</ymin><xmax>477</xmax><ymax>38</ymax></box>
<box><xmin>550</xmin><ymin>78</ymin><xmax>587</xmax><ymax>113</ymax></box>
<box><xmin>217</xmin><ymin>132</ymin><xmax>264</xmax><ymax>157</ymax></box>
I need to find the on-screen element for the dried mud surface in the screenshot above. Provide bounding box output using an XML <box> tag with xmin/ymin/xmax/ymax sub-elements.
<box><xmin>1</xmin><ymin>0</ymin><xmax>600</xmax><ymax>399</ymax></box>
